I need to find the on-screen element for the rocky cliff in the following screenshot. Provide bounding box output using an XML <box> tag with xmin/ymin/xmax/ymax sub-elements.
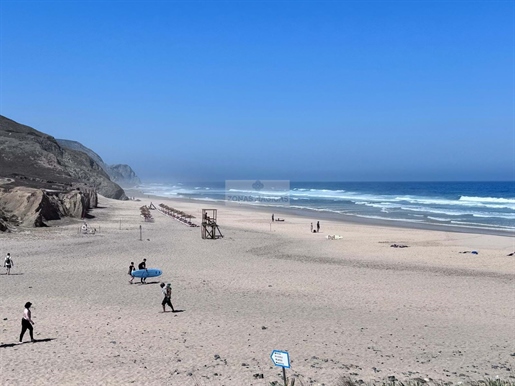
<box><xmin>0</xmin><ymin>115</ymin><xmax>126</xmax><ymax>230</ymax></box>
<box><xmin>108</xmin><ymin>164</ymin><xmax>141</xmax><ymax>186</ymax></box>
<box><xmin>0</xmin><ymin>115</ymin><xmax>126</xmax><ymax>198</ymax></box>
<box><xmin>56</xmin><ymin>139</ymin><xmax>141</xmax><ymax>187</ymax></box>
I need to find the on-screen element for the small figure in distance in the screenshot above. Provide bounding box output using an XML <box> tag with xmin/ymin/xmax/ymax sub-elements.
<box><xmin>310</xmin><ymin>223</ymin><xmax>313</xmax><ymax>233</ymax></box>
<box><xmin>138</xmin><ymin>259</ymin><xmax>147</xmax><ymax>284</ymax></box>
<box><xmin>317</xmin><ymin>221</ymin><xmax>320</xmax><ymax>233</ymax></box>
<box><xmin>20</xmin><ymin>302</ymin><xmax>35</xmax><ymax>343</ymax></box>
<box><xmin>272</xmin><ymin>214</ymin><xmax>274</xmax><ymax>222</ymax></box>
<box><xmin>160</xmin><ymin>283</ymin><xmax>175</xmax><ymax>313</ymax></box>
<box><xmin>128</xmin><ymin>261</ymin><xmax>135</xmax><ymax>284</ymax></box>
<box><xmin>4</xmin><ymin>253</ymin><xmax>13</xmax><ymax>275</ymax></box>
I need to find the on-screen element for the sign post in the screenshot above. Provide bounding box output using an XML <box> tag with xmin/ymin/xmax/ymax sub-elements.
<box><xmin>270</xmin><ymin>350</ymin><xmax>290</xmax><ymax>386</ymax></box>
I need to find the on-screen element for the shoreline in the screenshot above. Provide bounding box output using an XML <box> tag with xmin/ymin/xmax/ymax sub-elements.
<box><xmin>126</xmin><ymin>188</ymin><xmax>515</xmax><ymax>238</ymax></box>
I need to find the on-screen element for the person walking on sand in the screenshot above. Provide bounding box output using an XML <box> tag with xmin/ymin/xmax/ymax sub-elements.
<box><xmin>138</xmin><ymin>259</ymin><xmax>147</xmax><ymax>284</ymax></box>
<box><xmin>317</xmin><ymin>221</ymin><xmax>320</xmax><ymax>233</ymax></box>
<box><xmin>310</xmin><ymin>223</ymin><xmax>313</xmax><ymax>233</ymax></box>
<box><xmin>272</xmin><ymin>214</ymin><xmax>274</xmax><ymax>222</ymax></box>
<box><xmin>160</xmin><ymin>283</ymin><xmax>175</xmax><ymax>312</ymax></box>
<box><xmin>4</xmin><ymin>253</ymin><xmax>13</xmax><ymax>275</ymax></box>
<box><xmin>128</xmin><ymin>262</ymin><xmax>135</xmax><ymax>284</ymax></box>
<box><xmin>19</xmin><ymin>302</ymin><xmax>35</xmax><ymax>343</ymax></box>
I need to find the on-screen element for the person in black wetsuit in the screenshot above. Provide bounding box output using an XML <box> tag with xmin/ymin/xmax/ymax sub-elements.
<box><xmin>138</xmin><ymin>259</ymin><xmax>147</xmax><ymax>284</ymax></box>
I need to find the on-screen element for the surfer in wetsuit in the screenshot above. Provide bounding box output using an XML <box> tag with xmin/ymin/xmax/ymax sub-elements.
<box><xmin>138</xmin><ymin>259</ymin><xmax>147</xmax><ymax>284</ymax></box>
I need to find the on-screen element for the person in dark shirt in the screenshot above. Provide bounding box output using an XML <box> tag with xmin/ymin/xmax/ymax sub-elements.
<box><xmin>128</xmin><ymin>262</ymin><xmax>135</xmax><ymax>284</ymax></box>
<box><xmin>138</xmin><ymin>259</ymin><xmax>147</xmax><ymax>284</ymax></box>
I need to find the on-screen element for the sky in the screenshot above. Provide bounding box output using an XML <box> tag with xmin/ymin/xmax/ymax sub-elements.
<box><xmin>0</xmin><ymin>0</ymin><xmax>513</xmax><ymax>182</ymax></box>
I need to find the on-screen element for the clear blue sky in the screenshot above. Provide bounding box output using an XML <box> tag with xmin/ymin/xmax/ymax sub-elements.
<box><xmin>0</xmin><ymin>1</ymin><xmax>513</xmax><ymax>182</ymax></box>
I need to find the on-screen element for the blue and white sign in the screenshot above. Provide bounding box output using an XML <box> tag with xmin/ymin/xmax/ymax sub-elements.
<box><xmin>270</xmin><ymin>350</ymin><xmax>290</xmax><ymax>368</ymax></box>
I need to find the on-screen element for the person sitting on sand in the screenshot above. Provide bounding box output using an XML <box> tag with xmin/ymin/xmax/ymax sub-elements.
<box><xmin>160</xmin><ymin>283</ymin><xmax>175</xmax><ymax>313</ymax></box>
<box><xmin>138</xmin><ymin>259</ymin><xmax>147</xmax><ymax>284</ymax></box>
<box><xmin>20</xmin><ymin>302</ymin><xmax>35</xmax><ymax>343</ymax></box>
<box><xmin>128</xmin><ymin>262</ymin><xmax>135</xmax><ymax>284</ymax></box>
<box><xmin>4</xmin><ymin>253</ymin><xmax>13</xmax><ymax>275</ymax></box>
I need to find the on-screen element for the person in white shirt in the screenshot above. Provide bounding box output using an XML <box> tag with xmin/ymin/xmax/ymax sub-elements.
<box><xmin>160</xmin><ymin>283</ymin><xmax>175</xmax><ymax>312</ymax></box>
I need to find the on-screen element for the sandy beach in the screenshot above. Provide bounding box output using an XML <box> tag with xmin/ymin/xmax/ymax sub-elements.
<box><xmin>1</xmin><ymin>194</ymin><xmax>514</xmax><ymax>386</ymax></box>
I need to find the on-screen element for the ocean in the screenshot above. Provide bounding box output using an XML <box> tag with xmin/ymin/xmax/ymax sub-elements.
<box><xmin>138</xmin><ymin>181</ymin><xmax>515</xmax><ymax>235</ymax></box>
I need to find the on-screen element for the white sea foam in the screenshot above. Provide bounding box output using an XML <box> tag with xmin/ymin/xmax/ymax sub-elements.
<box><xmin>427</xmin><ymin>216</ymin><xmax>452</xmax><ymax>222</ymax></box>
<box><xmin>354</xmin><ymin>215</ymin><xmax>425</xmax><ymax>223</ymax></box>
<box><xmin>460</xmin><ymin>196</ymin><xmax>515</xmax><ymax>204</ymax></box>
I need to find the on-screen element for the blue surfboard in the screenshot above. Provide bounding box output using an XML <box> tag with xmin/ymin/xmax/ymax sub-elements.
<box><xmin>131</xmin><ymin>268</ymin><xmax>162</xmax><ymax>278</ymax></box>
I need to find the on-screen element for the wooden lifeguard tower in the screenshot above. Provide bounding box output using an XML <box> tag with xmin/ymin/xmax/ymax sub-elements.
<box><xmin>201</xmin><ymin>209</ymin><xmax>223</xmax><ymax>239</ymax></box>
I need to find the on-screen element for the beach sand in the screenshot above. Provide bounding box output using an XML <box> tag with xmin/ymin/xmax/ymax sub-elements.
<box><xmin>1</xmin><ymin>195</ymin><xmax>514</xmax><ymax>385</ymax></box>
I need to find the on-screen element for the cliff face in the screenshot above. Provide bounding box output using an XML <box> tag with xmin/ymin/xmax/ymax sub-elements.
<box><xmin>56</xmin><ymin>139</ymin><xmax>141</xmax><ymax>187</ymax></box>
<box><xmin>0</xmin><ymin>114</ymin><xmax>126</xmax><ymax>231</ymax></box>
<box><xmin>107</xmin><ymin>164</ymin><xmax>141</xmax><ymax>186</ymax></box>
<box><xmin>0</xmin><ymin>115</ymin><xmax>126</xmax><ymax>199</ymax></box>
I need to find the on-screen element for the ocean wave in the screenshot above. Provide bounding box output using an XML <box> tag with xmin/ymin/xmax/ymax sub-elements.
<box><xmin>399</xmin><ymin>206</ymin><xmax>515</xmax><ymax>219</ymax></box>
<box><xmin>353</xmin><ymin>215</ymin><xmax>425</xmax><ymax>223</ymax></box>
<box><xmin>427</xmin><ymin>216</ymin><xmax>452</xmax><ymax>222</ymax></box>
<box><xmin>460</xmin><ymin>196</ymin><xmax>515</xmax><ymax>204</ymax></box>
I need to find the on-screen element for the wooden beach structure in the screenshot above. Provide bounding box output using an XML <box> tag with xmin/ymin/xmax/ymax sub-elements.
<box><xmin>201</xmin><ymin>209</ymin><xmax>223</xmax><ymax>239</ymax></box>
<box><xmin>156</xmin><ymin>203</ymin><xmax>198</xmax><ymax>227</ymax></box>
<box><xmin>140</xmin><ymin>205</ymin><xmax>154</xmax><ymax>222</ymax></box>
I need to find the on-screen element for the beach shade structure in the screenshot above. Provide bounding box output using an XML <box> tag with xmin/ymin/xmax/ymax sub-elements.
<box><xmin>140</xmin><ymin>205</ymin><xmax>153</xmax><ymax>221</ymax></box>
<box><xmin>184</xmin><ymin>213</ymin><xmax>196</xmax><ymax>226</ymax></box>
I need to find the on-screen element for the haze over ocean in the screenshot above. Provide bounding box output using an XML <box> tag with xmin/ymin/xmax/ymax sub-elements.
<box><xmin>0</xmin><ymin>1</ymin><xmax>513</xmax><ymax>182</ymax></box>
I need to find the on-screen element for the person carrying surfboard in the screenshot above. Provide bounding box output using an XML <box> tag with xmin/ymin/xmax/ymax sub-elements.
<box><xmin>138</xmin><ymin>259</ymin><xmax>147</xmax><ymax>283</ymax></box>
